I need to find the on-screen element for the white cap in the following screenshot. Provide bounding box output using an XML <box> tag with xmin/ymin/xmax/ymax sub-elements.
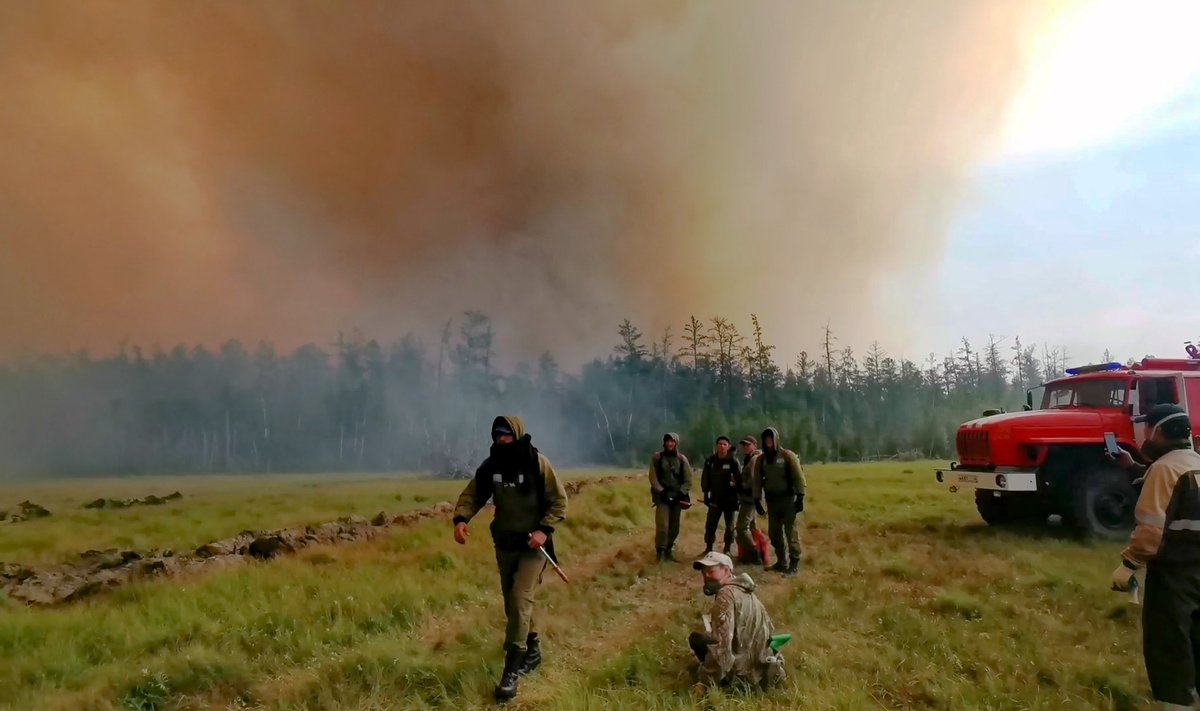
<box><xmin>693</xmin><ymin>551</ymin><xmax>734</xmax><ymax>571</ymax></box>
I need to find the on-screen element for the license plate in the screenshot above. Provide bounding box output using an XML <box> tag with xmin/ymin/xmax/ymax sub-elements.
<box><xmin>956</xmin><ymin>474</ymin><xmax>979</xmax><ymax>484</ymax></box>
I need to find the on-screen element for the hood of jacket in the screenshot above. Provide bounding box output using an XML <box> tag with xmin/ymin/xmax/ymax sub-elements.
<box><xmin>494</xmin><ymin>415</ymin><xmax>528</xmax><ymax>440</ymax></box>
<box><xmin>726</xmin><ymin>572</ymin><xmax>757</xmax><ymax>593</ymax></box>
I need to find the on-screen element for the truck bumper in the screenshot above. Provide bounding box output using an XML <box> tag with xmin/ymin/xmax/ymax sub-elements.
<box><xmin>935</xmin><ymin>467</ymin><xmax>1038</xmax><ymax>493</ymax></box>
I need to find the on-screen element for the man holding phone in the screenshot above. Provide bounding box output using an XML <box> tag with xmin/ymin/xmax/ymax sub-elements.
<box><xmin>1110</xmin><ymin>404</ymin><xmax>1200</xmax><ymax>710</ymax></box>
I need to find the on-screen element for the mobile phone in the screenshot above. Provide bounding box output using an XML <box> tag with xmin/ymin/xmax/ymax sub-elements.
<box><xmin>1103</xmin><ymin>432</ymin><xmax>1121</xmax><ymax>460</ymax></box>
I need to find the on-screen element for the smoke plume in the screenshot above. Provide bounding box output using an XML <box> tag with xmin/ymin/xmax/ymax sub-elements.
<box><xmin>0</xmin><ymin>1</ymin><xmax>1058</xmax><ymax>362</ymax></box>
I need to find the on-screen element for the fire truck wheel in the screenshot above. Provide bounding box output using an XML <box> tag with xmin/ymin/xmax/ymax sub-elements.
<box><xmin>1064</xmin><ymin>465</ymin><xmax>1136</xmax><ymax>541</ymax></box>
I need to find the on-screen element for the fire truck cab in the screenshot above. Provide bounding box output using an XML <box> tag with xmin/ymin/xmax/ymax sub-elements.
<box><xmin>935</xmin><ymin>358</ymin><xmax>1200</xmax><ymax>539</ymax></box>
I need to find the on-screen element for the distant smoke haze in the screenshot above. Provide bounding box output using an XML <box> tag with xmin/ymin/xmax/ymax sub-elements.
<box><xmin>0</xmin><ymin>2</ymin><xmax>1064</xmax><ymax>364</ymax></box>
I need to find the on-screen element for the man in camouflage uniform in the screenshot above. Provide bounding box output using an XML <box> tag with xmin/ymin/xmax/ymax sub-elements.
<box><xmin>453</xmin><ymin>416</ymin><xmax>568</xmax><ymax>701</ymax></box>
<box><xmin>701</xmin><ymin>436</ymin><xmax>740</xmax><ymax>555</ymax></box>
<box><xmin>750</xmin><ymin>427</ymin><xmax>806</xmax><ymax>576</ymax></box>
<box><xmin>734</xmin><ymin>435</ymin><xmax>765</xmax><ymax>564</ymax></box>
<box><xmin>649</xmin><ymin>432</ymin><xmax>692</xmax><ymax>562</ymax></box>
<box><xmin>688</xmin><ymin>551</ymin><xmax>786</xmax><ymax>691</ymax></box>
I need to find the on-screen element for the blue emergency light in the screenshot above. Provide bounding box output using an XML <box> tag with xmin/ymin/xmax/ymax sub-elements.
<box><xmin>1064</xmin><ymin>362</ymin><xmax>1124</xmax><ymax>375</ymax></box>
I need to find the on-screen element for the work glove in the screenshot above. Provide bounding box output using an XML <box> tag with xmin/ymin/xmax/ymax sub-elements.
<box><xmin>1111</xmin><ymin>561</ymin><xmax>1139</xmax><ymax>592</ymax></box>
<box><xmin>755</xmin><ymin>502</ymin><xmax>766</xmax><ymax>517</ymax></box>
<box><xmin>703</xmin><ymin>494</ymin><xmax>713</xmax><ymax>507</ymax></box>
<box><xmin>795</xmin><ymin>493</ymin><xmax>805</xmax><ymax>512</ymax></box>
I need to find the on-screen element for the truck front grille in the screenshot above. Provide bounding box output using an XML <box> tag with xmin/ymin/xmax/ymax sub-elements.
<box><xmin>957</xmin><ymin>430</ymin><xmax>991</xmax><ymax>463</ymax></box>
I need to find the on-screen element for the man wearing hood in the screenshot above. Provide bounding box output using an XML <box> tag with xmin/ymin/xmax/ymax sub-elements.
<box><xmin>689</xmin><ymin>551</ymin><xmax>785</xmax><ymax>691</ymax></box>
<box><xmin>701</xmin><ymin>436</ymin><xmax>740</xmax><ymax>555</ymax></box>
<box><xmin>750</xmin><ymin>427</ymin><xmax>807</xmax><ymax>576</ymax></box>
<box><xmin>649</xmin><ymin>432</ymin><xmax>693</xmax><ymax>562</ymax></box>
<box><xmin>1111</xmin><ymin>404</ymin><xmax>1200</xmax><ymax>710</ymax></box>
<box><xmin>453</xmin><ymin>416</ymin><xmax>568</xmax><ymax>701</ymax></box>
<box><xmin>734</xmin><ymin>435</ymin><xmax>765</xmax><ymax>564</ymax></box>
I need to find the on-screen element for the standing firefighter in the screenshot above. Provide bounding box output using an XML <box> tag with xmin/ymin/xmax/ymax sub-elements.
<box><xmin>701</xmin><ymin>436</ymin><xmax>741</xmax><ymax>555</ymax></box>
<box><xmin>750</xmin><ymin>427</ymin><xmax>806</xmax><ymax>576</ymax></box>
<box><xmin>1110</xmin><ymin>404</ymin><xmax>1200</xmax><ymax>710</ymax></box>
<box><xmin>649</xmin><ymin>432</ymin><xmax>693</xmax><ymax>562</ymax></box>
<box><xmin>452</xmin><ymin>416</ymin><xmax>568</xmax><ymax>702</ymax></box>
<box><xmin>734</xmin><ymin>435</ymin><xmax>765</xmax><ymax>564</ymax></box>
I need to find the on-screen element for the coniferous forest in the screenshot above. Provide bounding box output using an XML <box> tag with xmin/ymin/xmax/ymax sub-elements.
<box><xmin>0</xmin><ymin>312</ymin><xmax>1090</xmax><ymax>476</ymax></box>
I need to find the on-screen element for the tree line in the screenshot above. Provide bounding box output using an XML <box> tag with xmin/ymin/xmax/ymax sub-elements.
<box><xmin>0</xmin><ymin>313</ymin><xmax>1090</xmax><ymax>476</ymax></box>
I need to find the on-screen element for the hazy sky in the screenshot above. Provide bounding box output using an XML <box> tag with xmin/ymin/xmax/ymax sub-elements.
<box><xmin>0</xmin><ymin>1</ymin><xmax>1197</xmax><ymax>370</ymax></box>
<box><xmin>926</xmin><ymin>0</ymin><xmax>1200</xmax><ymax>367</ymax></box>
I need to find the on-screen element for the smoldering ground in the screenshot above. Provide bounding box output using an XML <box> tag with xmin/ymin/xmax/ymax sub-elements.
<box><xmin>0</xmin><ymin>1</ymin><xmax>1062</xmax><ymax>362</ymax></box>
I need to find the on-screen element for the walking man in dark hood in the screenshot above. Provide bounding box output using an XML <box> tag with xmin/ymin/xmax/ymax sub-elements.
<box><xmin>453</xmin><ymin>416</ymin><xmax>568</xmax><ymax>701</ymax></box>
<box><xmin>649</xmin><ymin>432</ymin><xmax>693</xmax><ymax>562</ymax></box>
<box><xmin>701</xmin><ymin>436</ymin><xmax>740</xmax><ymax>555</ymax></box>
<box><xmin>1110</xmin><ymin>404</ymin><xmax>1200</xmax><ymax>710</ymax></box>
<box><xmin>750</xmin><ymin>427</ymin><xmax>806</xmax><ymax>576</ymax></box>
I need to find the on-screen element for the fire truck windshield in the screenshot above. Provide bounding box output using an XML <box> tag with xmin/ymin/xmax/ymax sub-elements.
<box><xmin>1043</xmin><ymin>378</ymin><xmax>1128</xmax><ymax>409</ymax></box>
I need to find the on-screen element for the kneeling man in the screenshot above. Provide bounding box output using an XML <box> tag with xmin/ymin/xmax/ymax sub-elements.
<box><xmin>688</xmin><ymin>551</ymin><xmax>786</xmax><ymax>691</ymax></box>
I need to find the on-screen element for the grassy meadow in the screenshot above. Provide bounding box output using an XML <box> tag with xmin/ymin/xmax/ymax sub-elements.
<box><xmin>0</xmin><ymin>463</ymin><xmax>1156</xmax><ymax>710</ymax></box>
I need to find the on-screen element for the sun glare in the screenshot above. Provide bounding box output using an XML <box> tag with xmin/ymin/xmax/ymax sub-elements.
<box><xmin>995</xmin><ymin>0</ymin><xmax>1200</xmax><ymax>161</ymax></box>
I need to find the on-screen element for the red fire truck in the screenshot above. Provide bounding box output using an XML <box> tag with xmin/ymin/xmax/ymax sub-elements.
<box><xmin>936</xmin><ymin>358</ymin><xmax>1200</xmax><ymax>539</ymax></box>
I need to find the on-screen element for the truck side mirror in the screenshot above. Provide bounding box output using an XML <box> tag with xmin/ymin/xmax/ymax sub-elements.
<box><xmin>1025</xmin><ymin>391</ymin><xmax>1034</xmax><ymax>410</ymax></box>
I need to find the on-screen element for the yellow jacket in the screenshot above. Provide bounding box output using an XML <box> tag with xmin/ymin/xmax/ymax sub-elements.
<box><xmin>1122</xmin><ymin>447</ymin><xmax>1200</xmax><ymax>566</ymax></box>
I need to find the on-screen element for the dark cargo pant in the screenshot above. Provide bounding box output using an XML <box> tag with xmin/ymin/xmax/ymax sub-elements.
<box><xmin>1143</xmin><ymin>563</ymin><xmax>1200</xmax><ymax>707</ymax></box>
<box><xmin>496</xmin><ymin>547</ymin><xmax>546</xmax><ymax>652</ymax></box>
<box><xmin>655</xmin><ymin>501</ymin><xmax>682</xmax><ymax>549</ymax></box>
<box><xmin>704</xmin><ymin>504</ymin><xmax>736</xmax><ymax>552</ymax></box>
<box><xmin>765</xmin><ymin>496</ymin><xmax>802</xmax><ymax>565</ymax></box>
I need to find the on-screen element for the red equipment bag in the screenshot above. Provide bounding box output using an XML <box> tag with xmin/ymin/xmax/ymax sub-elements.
<box><xmin>736</xmin><ymin>525</ymin><xmax>771</xmax><ymax>567</ymax></box>
<box><xmin>753</xmin><ymin>527</ymin><xmax>770</xmax><ymax>567</ymax></box>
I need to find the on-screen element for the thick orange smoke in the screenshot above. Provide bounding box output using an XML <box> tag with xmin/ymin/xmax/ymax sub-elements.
<box><xmin>0</xmin><ymin>2</ymin><xmax>1058</xmax><ymax>362</ymax></box>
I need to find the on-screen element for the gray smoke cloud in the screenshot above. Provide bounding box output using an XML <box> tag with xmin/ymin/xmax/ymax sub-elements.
<box><xmin>0</xmin><ymin>1</ymin><xmax>1056</xmax><ymax>363</ymax></box>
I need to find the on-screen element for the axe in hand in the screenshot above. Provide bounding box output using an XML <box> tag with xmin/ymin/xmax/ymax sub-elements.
<box><xmin>535</xmin><ymin>542</ymin><xmax>570</xmax><ymax>584</ymax></box>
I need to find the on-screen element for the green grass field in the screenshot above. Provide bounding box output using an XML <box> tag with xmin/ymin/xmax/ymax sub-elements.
<box><xmin>0</xmin><ymin>463</ymin><xmax>1155</xmax><ymax>710</ymax></box>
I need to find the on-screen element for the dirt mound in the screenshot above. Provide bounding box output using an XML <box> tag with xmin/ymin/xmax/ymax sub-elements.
<box><xmin>1</xmin><ymin>501</ymin><xmax>52</xmax><ymax>524</ymax></box>
<box><xmin>83</xmin><ymin>492</ymin><xmax>183</xmax><ymax>509</ymax></box>
<box><xmin>1</xmin><ymin>473</ymin><xmax>637</xmax><ymax>606</ymax></box>
<box><xmin>0</xmin><ymin>506</ymin><xmax>453</xmax><ymax>605</ymax></box>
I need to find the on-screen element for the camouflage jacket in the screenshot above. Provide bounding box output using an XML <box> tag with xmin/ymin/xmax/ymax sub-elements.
<box><xmin>699</xmin><ymin>573</ymin><xmax>785</xmax><ymax>688</ymax></box>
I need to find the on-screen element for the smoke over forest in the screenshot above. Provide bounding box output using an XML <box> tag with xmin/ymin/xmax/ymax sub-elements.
<box><xmin>0</xmin><ymin>2</ymin><xmax>1059</xmax><ymax>363</ymax></box>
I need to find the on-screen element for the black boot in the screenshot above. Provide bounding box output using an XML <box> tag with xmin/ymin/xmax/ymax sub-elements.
<box><xmin>664</xmin><ymin>546</ymin><xmax>678</xmax><ymax>562</ymax></box>
<box><xmin>656</xmin><ymin>547</ymin><xmax>665</xmax><ymax>562</ymax></box>
<box><xmin>786</xmin><ymin>556</ymin><xmax>801</xmax><ymax>577</ymax></box>
<box><xmin>494</xmin><ymin>646</ymin><xmax>525</xmax><ymax>701</ymax></box>
<box><xmin>768</xmin><ymin>554</ymin><xmax>787</xmax><ymax>573</ymax></box>
<box><xmin>518</xmin><ymin>634</ymin><xmax>541</xmax><ymax>675</ymax></box>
